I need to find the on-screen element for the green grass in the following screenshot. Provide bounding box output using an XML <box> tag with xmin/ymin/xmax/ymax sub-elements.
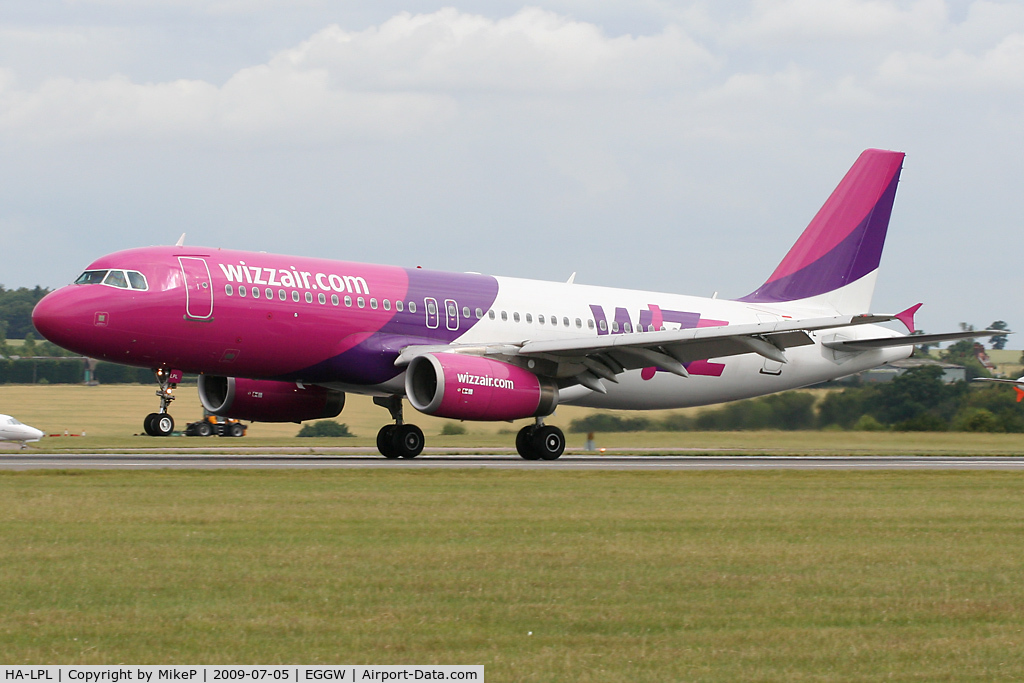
<box><xmin>1</xmin><ymin>469</ymin><xmax>1024</xmax><ymax>680</ymax></box>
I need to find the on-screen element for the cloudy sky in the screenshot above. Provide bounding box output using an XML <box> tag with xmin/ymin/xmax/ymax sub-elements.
<box><xmin>1</xmin><ymin>0</ymin><xmax>1021</xmax><ymax>334</ymax></box>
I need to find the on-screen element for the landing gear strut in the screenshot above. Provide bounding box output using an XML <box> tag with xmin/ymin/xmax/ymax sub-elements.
<box><xmin>516</xmin><ymin>419</ymin><xmax>565</xmax><ymax>460</ymax></box>
<box><xmin>374</xmin><ymin>395</ymin><xmax>424</xmax><ymax>459</ymax></box>
<box><xmin>144</xmin><ymin>368</ymin><xmax>179</xmax><ymax>437</ymax></box>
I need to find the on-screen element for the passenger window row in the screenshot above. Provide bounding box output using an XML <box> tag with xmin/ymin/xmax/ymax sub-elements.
<box><xmin>482</xmin><ymin>310</ymin><xmax>665</xmax><ymax>333</ymax></box>
<box><xmin>222</xmin><ymin>285</ymin><xmax>663</xmax><ymax>334</ymax></box>
<box><xmin>223</xmin><ymin>284</ymin><xmax>418</xmax><ymax>313</ymax></box>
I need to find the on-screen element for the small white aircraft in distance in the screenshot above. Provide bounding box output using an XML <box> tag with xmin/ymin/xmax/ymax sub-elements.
<box><xmin>973</xmin><ymin>377</ymin><xmax>1024</xmax><ymax>402</ymax></box>
<box><xmin>0</xmin><ymin>414</ymin><xmax>44</xmax><ymax>448</ymax></box>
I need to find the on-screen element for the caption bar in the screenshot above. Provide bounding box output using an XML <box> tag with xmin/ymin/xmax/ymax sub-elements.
<box><xmin>1</xmin><ymin>667</ymin><xmax>482</xmax><ymax>683</ymax></box>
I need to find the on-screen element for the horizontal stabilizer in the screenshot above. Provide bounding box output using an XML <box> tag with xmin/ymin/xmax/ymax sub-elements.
<box><xmin>822</xmin><ymin>329</ymin><xmax>1007</xmax><ymax>351</ymax></box>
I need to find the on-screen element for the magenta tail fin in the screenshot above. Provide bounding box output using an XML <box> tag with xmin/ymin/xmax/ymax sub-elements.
<box><xmin>738</xmin><ymin>149</ymin><xmax>905</xmax><ymax>311</ymax></box>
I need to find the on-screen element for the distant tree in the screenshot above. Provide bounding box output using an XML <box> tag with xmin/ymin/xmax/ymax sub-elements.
<box><xmin>440</xmin><ymin>422</ymin><xmax>467</xmax><ymax>435</ymax></box>
<box><xmin>853</xmin><ymin>414</ymin><xmax>885</xmax><ymax>431</ymax></box>
<box><xmin>296</xmin><ymin>421</ymin><xmax>354</xmax><ymax>437</ymax></box>
<box><xmin>36</xmin><ymin>340</ymin><xmax>75</xmax><ymax>357</ymax></box>
<box><xmin>869</xmin><ymin>365</ymin><xmax>967</xmax><ymax>427</ymax></box>
<box><xmin>987</xmin><ymin>320</ymin><xmax>1010</xmax><ymax>350</ymax></box>
<box><xmin>818</xmin><ymin>386</ymin><xmax>878</xmax><ymax>429</ymax></box>
<box><xmin>959</xmin><ymin>384</ymin><xmax>1024</xmax><ymax>432</ymax></box>
<box><xmin>569</xmin><ymin>413</ymin><xmax>653</xmax><ymax>433</ymax></box>
<box><xmin>951</xmin><ymin>407</ymin><xmax>1002</xmax><ymax>433</ymax></box>
<box><xmin>941</xmin><ymin>340</ymin><xmax>990</xmax><ymax>379</ymax></box>
<box><xmin>659</xmin><ymin>413</ymin><xmax>694</xmax><ymax>431</ymax></box>
<box><xmin>695</xmin><ymin>392</ymin><xmax>815</xmax><ymax>430</ymax></box>
<box><xmin>20</xmin><ymin>333</ymin><xmax>36</xmax><ymax>357</ymax></box>
<box><xmin>0</xmin><ymin>286</ymin><xmax>51</xmax><ymax>339</ymax></box>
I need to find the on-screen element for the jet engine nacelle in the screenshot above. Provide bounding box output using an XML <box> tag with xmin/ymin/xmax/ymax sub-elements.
<box><xmin>198</xmin><ymin>375</ymin><xmax>345</xmax><ymax>423</ymax></box>
<box><xmin>406</xmin><ymin>353</ymin><xmax>557</xmax><ymax>421</ymax></box>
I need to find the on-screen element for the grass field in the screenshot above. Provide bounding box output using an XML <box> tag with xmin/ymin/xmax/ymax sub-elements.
<box><xmin>3</xmin><ymin>385</ymin><xmax>1024</xmax><ymax>678</ymax></box>
<box><xmin>3</xmin><ymin>384</ymin><xmax>1024</xmax><ymax>455</ymax></box>
<box><xmin>1</xmin><ymin>469</ymin><xmax>1023</xmax><ymax>680</ymax></box>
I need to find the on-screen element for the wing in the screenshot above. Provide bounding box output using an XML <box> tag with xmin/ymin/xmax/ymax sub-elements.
<box><xmin>394</xmin><ymin>311</ymin><xmax>927</xmax><ymax>394</ymax></box>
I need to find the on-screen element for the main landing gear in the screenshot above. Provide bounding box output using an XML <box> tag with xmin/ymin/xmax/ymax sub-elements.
<box><xmin>374</xmin><ymin>395</ymin><xmax>424</xmax><ymax>459</ymax></box>
<box><xmin>516</xmin><ymin>419</ymin><xmax>566</xmax><ymax>460</ymax></box>
<box><xmin>372</xmin><ymin>395</ymin><xmax>565</xmax><ymax>461</ymax></box>
<box><xmin>143</xmin><ymin>368</ymin><xmax>178</xmax><ymax>437</ymax></box>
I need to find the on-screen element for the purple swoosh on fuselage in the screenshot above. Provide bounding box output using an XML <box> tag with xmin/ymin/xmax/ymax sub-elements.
<box><xmin>282</xmin><ymin>268</ymin><xmax>500</xmax><ymax>384</ymax></box>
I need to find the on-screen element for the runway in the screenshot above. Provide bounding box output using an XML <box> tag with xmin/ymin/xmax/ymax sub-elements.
<box><xmin>3</xmin><ymin>453</ymin><xmax>1024</xmax><ymax>470</ymax></box>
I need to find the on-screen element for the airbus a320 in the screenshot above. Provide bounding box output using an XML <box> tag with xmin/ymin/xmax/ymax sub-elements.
<box><xmin>32</xmin><ymin>150</ymin><xmax>996</xmax><ymax>459</ymax></box>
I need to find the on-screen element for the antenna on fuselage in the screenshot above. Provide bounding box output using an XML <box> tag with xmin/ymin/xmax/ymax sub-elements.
<box><xmin>175</xmin><ymin>233</ymin><xmax>186</xmax><ymax>247</ymax></box>
<box><xmin>567</xmin><ymin>272</ymin><xmax>576</xmax><ymax>284</ymax></box>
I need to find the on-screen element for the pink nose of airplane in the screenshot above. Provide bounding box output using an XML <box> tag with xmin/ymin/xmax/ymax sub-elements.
<box><xmin>31</xmin><ymin>289</ymin><xmax>77</xmax><ymax>352</ymax></box>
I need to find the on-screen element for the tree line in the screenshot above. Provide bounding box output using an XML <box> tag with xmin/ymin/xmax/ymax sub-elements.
<box><xmin>570</xmin><ymin>366</ymin><xmax>1024</xmax><ymax>434</ymax></box>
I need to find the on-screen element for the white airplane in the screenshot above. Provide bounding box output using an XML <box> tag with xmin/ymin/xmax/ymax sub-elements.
<box><xmin>0</xmin><ymin>414</ymin><xmax>44</xmax><ymax>448</ymax></box>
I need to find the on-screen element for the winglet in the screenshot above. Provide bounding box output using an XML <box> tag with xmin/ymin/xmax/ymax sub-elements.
<box><xmin>895</xmin><ymin>303</ymin><xmax>922</xmax><ymax>333</ymax></box>
<box><xmin>1015</xmin><ymin>386</ymin><xmax>1024</xmax><ymax>403</ymax></box>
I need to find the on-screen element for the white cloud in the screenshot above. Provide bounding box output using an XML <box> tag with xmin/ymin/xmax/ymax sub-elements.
<box><xmin>0</xmin><ymin>7</ymin><xmax>716</xmax><ymax>144</ymax></box>
<box><xmin>728</xmin><ymin>0</ymin><xmax>948</xmax><ymax>45</ymax></box>
<box><xmin>274</xmin><ymin>7</ymin><xmax>716</xmax><ymax>93</ymax></box>
<box><xmin>877</xmin><ymin>32</ymin><xmax>1024</xmax><ymax>89</ymax></box>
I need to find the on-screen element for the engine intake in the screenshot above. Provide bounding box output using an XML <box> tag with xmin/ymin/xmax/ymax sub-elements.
<box><xmin>406</xmin><ymin>353</ymin><xmax>557</xmax><ymax>421</ymax></box>
<box><xmin>198</xmin><ymin>376</ymin><xmax>344</xmax><ymax>423</ymax></box>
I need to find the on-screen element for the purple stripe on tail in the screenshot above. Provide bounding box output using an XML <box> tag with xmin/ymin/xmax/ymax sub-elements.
<box><xmin>739</xmin><ymin>149</ymin><xmax>904</xmax><ymax>304</ymax></box>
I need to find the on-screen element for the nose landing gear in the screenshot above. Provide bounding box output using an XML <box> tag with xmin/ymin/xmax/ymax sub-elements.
<box><xmin>143</xmin><ymin>368</ymin><xmax>180</xmax><ymax>437</ymax></box>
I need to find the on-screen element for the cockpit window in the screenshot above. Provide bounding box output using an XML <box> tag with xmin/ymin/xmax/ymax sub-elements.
<box><xmin>75</xmin><ymin>269</ymin><xmax>149</xmax><ymax>291</ymax></box>
<box><xmin>103</xmin><ymin>270</ymin><xmax>129</xmax><ymax>289</ymax></box>
<box><xmin>127</xmin><ymin>271</ymin><xmax>148</xmax><ymax>290</ymax></box>
<box><xmin>75</xmin><ymin>270</ymin><xmax>108</xmax><ymax>285</ymax></box>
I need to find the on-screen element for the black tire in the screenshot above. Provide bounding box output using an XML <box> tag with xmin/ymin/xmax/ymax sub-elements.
<box><xmin>143</xmin><ymin>413</ymin><xmax>160</xmax><ymax>436</ymax></box>
<box><xmin>196</xmin><ymin>421</ymin><xmax>213</xmax><ymax>437</ymax></box>
<box><xmin>392</xmin><ymin>424</ymin><xmax>424</xmax><ymax>459</ymax></box>
<box><xmin>533</xmin><ymin>425</ymin><xmax>565</xmax><ymax>460</ymax></box>
<box><xmin>228</xmin><ymin>423</ymin><xmax>245</xmax><ymax>437</ymax></box>
<box><xmin>516</xmin><ymin>425</ymin><xmax>540</xmax><ymax>460</ymax></box>
<box><xmin>154</xmin><ymin>414</ymin><xmax>174</xmax><ymax>437</ymax></box>
<box><xmin>377</xmin><ymin>425</ymin><xmax>399</xmax><ymax>458</ymax></box>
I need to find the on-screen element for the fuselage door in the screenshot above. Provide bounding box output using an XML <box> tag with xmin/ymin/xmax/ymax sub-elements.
<box><xmin>425</xmin><ymin>297</ymin><xmax>439</xmax><ymax>330</ymax></box>
<box><xmin>179</xmin><ymin>257</ymin><xmax>214</xmax><ymax>320</ymax></box>
<box><xmin>444</xmin><ymin>299</ymin><xmax>459</xmax><ymax>331</ymax></box>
